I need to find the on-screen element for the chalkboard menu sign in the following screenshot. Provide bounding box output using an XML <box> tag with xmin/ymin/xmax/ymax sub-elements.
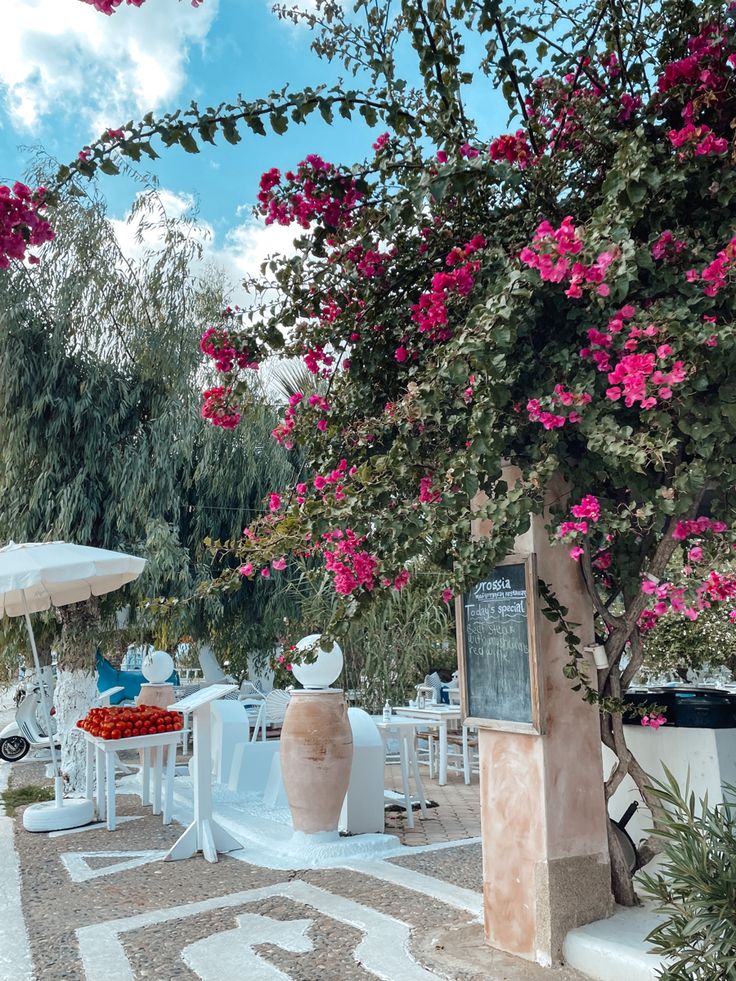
<box><xmin>457</xmin><ymin>554</ymin><xmax>543</xmax><ymax>733</ymax></box>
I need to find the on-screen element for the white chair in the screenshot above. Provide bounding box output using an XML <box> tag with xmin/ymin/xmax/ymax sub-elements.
<box><xmin>211</xmin><ymin>701</ymin><xmax>255</xmax><ymax>784</ymax></box>
<box><xmin>379</xmin><ymin>719</ymin><xmax>428</xmax><ymax>829</ymax></box>
<box><xmin>425</xmin><ymin>721</ymin><xmax>479</xmax><ymax>784</ymax></box>
<box><xmin>238</xmin><ymin>680</ymin><xmax>265</xmax><ymax>700</ymax></box>
<box><xmin>264</xmin><ymin>689</ymin><xmax>291</xmax><ymax>727</ymax></box>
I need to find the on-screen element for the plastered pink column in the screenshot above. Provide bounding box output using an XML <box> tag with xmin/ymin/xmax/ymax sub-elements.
<box><xmin>475</xmin><ymin>474</ymin><xmax>612</xmax><ymax>965</ymax></box>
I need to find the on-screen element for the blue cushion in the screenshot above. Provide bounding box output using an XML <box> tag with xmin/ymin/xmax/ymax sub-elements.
<box><xmin>96</xmin><ymin>651</ymin><xmax>178</xmax><ymax>705</ymax></box>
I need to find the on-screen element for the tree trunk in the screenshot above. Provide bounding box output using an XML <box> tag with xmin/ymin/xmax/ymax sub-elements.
<box><xmin>56</xmin><ymin>599</ymin><xmax>99</xmax><ymax>795</ymax></box>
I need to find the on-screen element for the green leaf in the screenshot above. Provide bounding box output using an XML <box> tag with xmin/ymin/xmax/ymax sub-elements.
<box><xmin>179</xmin><ymin>133</ymin><xmax>200</xmax><ymax>154</ymax></box>
<box><xmin>270</xmin><ymin>112</ymin><xmax>289</xmax><ymax>135</ymax></box>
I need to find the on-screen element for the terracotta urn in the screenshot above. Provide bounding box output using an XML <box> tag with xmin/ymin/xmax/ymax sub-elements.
<box><xmin>280</xmin><ymin>689</ymin><xmax>353</xmax><ymax>834</ymax></box>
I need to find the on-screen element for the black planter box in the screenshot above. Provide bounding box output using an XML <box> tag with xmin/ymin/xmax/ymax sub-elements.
<box><xmin>623</xmin><ymin>687</ymin><xmax>736</xmax><ymax>729</ymax></box>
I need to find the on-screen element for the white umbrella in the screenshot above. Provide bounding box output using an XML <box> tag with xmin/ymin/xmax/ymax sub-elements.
<box><xmin>0</xmin><ymin>541</ymin><xmax>146</xmax><ymax>831</ymax></box>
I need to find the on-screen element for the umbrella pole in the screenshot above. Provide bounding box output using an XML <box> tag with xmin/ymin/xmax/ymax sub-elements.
<box><xmin>21</xmin><ymin>596</ymin><xmax>63</xmax><ymax>808</ymax></box>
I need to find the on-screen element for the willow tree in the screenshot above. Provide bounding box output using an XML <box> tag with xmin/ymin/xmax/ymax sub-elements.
<box><xmin>0</xmin><ymin>179</ymin><xmax>296</xmax><ymax>788</ymax></box>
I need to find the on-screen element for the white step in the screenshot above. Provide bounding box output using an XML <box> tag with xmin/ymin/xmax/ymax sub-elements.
<box><xmin>563</xmin><ymin>906</ymin><xmax>669</xmax><ymax>981</ymax></box>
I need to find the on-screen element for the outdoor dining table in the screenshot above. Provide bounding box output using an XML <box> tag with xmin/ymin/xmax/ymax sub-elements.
<box><xmin>392</xmin><ymin>704</ymin><xmax>461</xmax><ymax>786</ymax></box>
<box><xmin>371</xmin><ymin>716</ymin><xmax>429</xmax><ymax>829</ymax></box>
<box><xmin>82</xmin><ymin>728</ymin><xmax>182</xmax><ymax>831</ymax></box>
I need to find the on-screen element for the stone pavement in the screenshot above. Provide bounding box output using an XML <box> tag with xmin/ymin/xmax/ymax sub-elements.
<box><xmin>2</xmin><ymin>760</ymin><xmax>584</xmax><ymax>981</ymax></box>
<box><xmin>383</xmin><ymin>766</ymin><xmax>482</xmax><ymax>846</ymax></box>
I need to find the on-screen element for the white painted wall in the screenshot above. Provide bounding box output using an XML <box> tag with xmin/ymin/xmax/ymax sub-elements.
<box><xmin>605</xmin><ymin>725</ymin><xmax>736</xmax><ymax>846</ymax></box>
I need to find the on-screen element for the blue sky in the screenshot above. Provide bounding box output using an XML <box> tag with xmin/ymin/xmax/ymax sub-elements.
<box><xmin>1</xmin><ymin>0</ymin><xmax>509</xmax><ymax>284</ymax></box>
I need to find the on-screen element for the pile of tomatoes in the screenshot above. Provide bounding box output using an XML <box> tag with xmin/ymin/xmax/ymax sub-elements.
<box><xmin>77</xmin><ymin>705</ymin><xmax>184</xmax><ymax>740</ymax></box>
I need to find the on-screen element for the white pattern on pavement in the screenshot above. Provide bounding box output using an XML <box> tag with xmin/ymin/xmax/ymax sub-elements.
<box><xmin>0</xmin><ymin>762</ymin><xmax>34</xmax><ymax>981</ymax></box>
<box><xmin>77</xmin><ymin>879</ymin><xmax>446</xmax><ymax>981</ymax></box>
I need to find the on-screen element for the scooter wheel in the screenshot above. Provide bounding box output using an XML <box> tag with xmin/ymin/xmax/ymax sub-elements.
<box><xmin>0</xmin><ymin>735</ymin><xmax>30</xmax><ymax>763</ymax></box>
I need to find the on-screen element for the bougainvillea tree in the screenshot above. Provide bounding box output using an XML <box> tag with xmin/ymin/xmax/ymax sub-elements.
<box><xmin>6</xmin><ymin>0</ymin><xmax>736</xmax><ymax>900</ymax></box>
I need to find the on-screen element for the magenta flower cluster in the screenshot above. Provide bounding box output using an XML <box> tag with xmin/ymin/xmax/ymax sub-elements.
<box><xmin>0</xmin><ymin>182</ymin><xmax>55</xmax><ymax>269</ymax></box>
<box><xmin>580</xmin><ymin>306</ymin><xmax>686</xmax><ymax>410</ymax></box>
<box><xmin>200</xmin><ymin>386</ymin><xmax>240</xmax><ymax>430</ymax></box>
<box><xmin>520</xmin><ymin>217</ymin><xmax>616</xmax><ymax>298</ymax></box>
<box><xmin>558</xmin><ymin>495</ymin><xmax>601</xmax><ymax>560</ymax></box>
<box><xmin>527</xmin><ymin>384</ymin><xmax>592</xmax><ymax>430</ymax></box>
<box><xmin>488</xmin><ymin>130</ymin><xmax>532</xmax><ymax>169</ymax></box>
<box><xmin>82</xmin><ymin>0</ymin><xmax>202</xmax><ymax>13</ymax></box>
<box><xmin>200</xmin><ymin>325</ymin><xmax>259</xmax><ymax>373</ymax></box>
<box><xmin>402</xmin><ymin>235</ymin><xmax>486</xmax><ymax>357</ymax></box>
<box><xmin>687</xmin><ymin>236</ymin><xmax>736</xmax><ymax>296</ymax></box>
<box><xmin>322</xmin><ymin>528</ymin><xmax>378</xmax><ymax>596</ymax></box>
<box><xmin>651</xmin><ymin>230</ymin><xmax>687</xmax><ymax>262</ymax></box>
<box><xmin>641</xmin><ymin>714</ymin><xmax>666</xmax><ymax>730</ymax></box>
<box><xmin>637</xmin><ymin>517</ymin><xmax>734</xmax><ymax>631</ymax></box>
<box><xmin>257</xmin><ymin>155</ymin><xmax>363</xmax><ymax>230</ymax></box>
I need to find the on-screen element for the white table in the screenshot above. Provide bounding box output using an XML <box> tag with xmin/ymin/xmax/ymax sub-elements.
<box><xmin>392</xmin><ymin>705</ymin><xmax>461</xmax><ymax>786</ymax></box>
<box><xmin>83</xmin><ymin>728</ymin><xmax>182</xmax><ymax>831</ymax></box>
<box><xmin>372</xmin><ymin>716</ymin><xmax>428</xmax><ymax>829</ymax></box>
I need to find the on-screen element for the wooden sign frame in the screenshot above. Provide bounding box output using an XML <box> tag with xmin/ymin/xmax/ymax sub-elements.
<box><xmin>455</xmin><ymin>553</ymin><xmax>544</xmax><ymax>735</ymax></box>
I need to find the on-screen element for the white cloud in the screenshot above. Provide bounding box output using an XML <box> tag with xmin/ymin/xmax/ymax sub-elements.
<box><xmin>0</xmin><ymin>0</ymin><xmax>217</xmax><ymax>134</ymax></box>
<box><xmin>213</xmin><ymin>218</ymin><xmax>301</xmax><ymax>285</ymax></box>
<box><xmin>110</xmin><ymin>188</ymin><xmax>299</xmax><ymax>304</ymax></box>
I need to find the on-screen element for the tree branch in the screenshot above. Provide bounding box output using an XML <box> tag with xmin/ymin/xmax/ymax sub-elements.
<box><xmin>493</xmin><ymin>18</ymin><xmax>540</xmax><ymax>156</ymax></box>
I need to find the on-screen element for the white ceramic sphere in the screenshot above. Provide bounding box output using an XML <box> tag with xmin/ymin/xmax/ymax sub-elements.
<box><xmin>292</xmin><ymin>634</ymin><xmax>343</xmax><ymax>689</ymax></box>
<box><xmin>141</xmin><ymin>649</ymin><xmax>174</xmax><ymax>685</ymax></box>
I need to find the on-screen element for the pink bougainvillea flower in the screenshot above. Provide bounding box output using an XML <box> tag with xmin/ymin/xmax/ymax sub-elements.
<box><xmin>641</xmin><ymin>714</ymin><xmax>666</xmax><ymax>730</ymax></box>
<box><xmin>272</xmin><ymin>557</ymin><xmax>287</xmax><ymax>571</ymax></box>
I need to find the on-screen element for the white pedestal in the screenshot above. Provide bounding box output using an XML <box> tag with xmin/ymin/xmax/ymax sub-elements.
<box><xmin>164</xmin><ymin>684</ymin><xmax>243</xmax><ymax>863</ymax></box>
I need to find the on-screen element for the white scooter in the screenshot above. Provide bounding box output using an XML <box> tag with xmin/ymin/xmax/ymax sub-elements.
<box><xmin>0</xmin><ymin>666</ymin><xmax>59</xmax><ymax>763</ymax></box>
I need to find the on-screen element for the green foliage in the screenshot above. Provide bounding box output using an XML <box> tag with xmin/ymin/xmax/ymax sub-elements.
<box><xmin>341</xmin><ymin>586</ymin><xmax>455</xmax><ymax>713</ymax></box>
<box><xmin>0</xmin><ymin>179</ymin><xmax>297</xmax><ymax>678</ymax></box>
<box><xmin>1</xmin><ymin>784</ymin><xmax>55</xmax><ymax>817</ymax></box>
<box><xmin>639</xmin><ymin>771</ymin><xmax>736</xmax><ymax>980</ymax></box>
<box><xmin>285</xmin><ymin>567</ymin><xmax>454</xmax><ymax>712</ymax></box>
<box><xmin>641</xmin><ymin>608</ymin><xmax>736</xmax><ymax>682</ymax></box>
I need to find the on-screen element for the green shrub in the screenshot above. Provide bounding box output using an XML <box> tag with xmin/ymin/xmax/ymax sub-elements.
<box><xmin>640</xmin><ymin>608</ymin><xmax>736</xmax><ymax>683</ymax></box>
<box><xmin>639</xmin><ymin>771</ymin><xmax>736</xmax><ymax>980</ymax></box>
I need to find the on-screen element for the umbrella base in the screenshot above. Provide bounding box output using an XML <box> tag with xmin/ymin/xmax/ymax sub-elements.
<box><xmin>23</xmin><ymin>797</ymin><xmax>95</xmax><ymax>833</ymax></box>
